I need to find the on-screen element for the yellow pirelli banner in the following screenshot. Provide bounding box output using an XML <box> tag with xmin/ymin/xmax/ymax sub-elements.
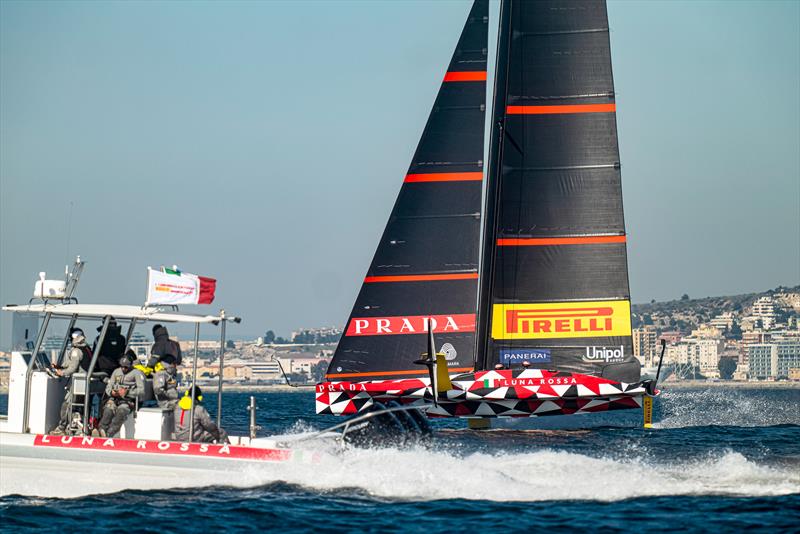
<box><xmin>491</xmin><ymin>300</ymin><xmax>632</xmax><ymax>340</ymax></box>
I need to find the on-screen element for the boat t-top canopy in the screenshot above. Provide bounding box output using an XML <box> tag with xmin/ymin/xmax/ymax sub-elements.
<box><xmin>2</xmin><ymin>303</ymin><xmax>233</xmax><ymax>325</ymax></box>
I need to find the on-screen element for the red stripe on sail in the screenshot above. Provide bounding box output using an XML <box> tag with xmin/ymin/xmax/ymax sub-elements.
<box><xmin>443</xmin><ymin>71</ymin><xmax>487</xmax><ymax>82</ymax></box>
<box><xmin>506</xmin><ymin>103</ymin><xmax>616</xmax><ymax>115</ymax></box>
<box><xmin>364</xmin><ymin>273</ymin><xmax>478</xmax><ymax>283</ymax></box>
<box><xmin>197</xmin><ymin>276</ymin><xmax>216</xmax><ymax>304</ymax></box>
<box><xmin>404</xmin><ymin>172</ymin><xmax>483</xmax><ymax>183</ymax></box>
<box><xmin>497</xmin><ymin>236</ymin><xmax>627</xmax><ymax>246</ymax></box>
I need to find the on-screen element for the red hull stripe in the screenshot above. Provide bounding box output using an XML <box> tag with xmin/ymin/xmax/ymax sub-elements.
<box><xmin>404</xmin><ymin>172</ymin><xmax>483</xmax><ymax>183</ymax></box>
<box><xmin>443</xmin><ymin>71</ymin><xmax>487</xmax><ymax>82</ymax></box>
<box><xmin>497</xmin><ymin>236</ymin><xmax>627</xmax><ymax>246</ymax></box>
<box><xmin>32</xmin><ymin>434</ymin><xmax>293</xmax><ymax>461</ymax></box>
<box><xmin>506</xmin><ymin>103</ymin><xmax>616</xmax><ymax>115</ymax></box>
<box><xmin>326</xmin><ymin>366</ymin><xmax>473</xmax><ymax>379</ymax></box>
<box><xmin>364</xmin><ymin>273</ymin><xmax>478</xmax><ymax>283</ymax></box>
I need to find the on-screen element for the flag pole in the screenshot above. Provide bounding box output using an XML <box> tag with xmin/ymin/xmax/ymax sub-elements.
<box><xmin>216</xmin><ymin>310</ymin><xmax>226</xmax><ymax>428</ymax></box>
<box><xmin>189</xmin><ymin>323</ymin><xmax>200</xmax><ymax>443</ymax></box>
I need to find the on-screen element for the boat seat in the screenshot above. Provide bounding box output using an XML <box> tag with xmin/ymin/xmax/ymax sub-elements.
<box><xmin>70</xmin><ymin>372</ymin><xmax>108</xmax><ymax>396</ymax></box>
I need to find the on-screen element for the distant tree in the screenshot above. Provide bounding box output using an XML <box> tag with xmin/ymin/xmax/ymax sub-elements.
<box><xmin>650</xmin><ymin>299</ymin><xmax>656</xmax><ymax>304</ymax></box>
<box><xmin>287</xmin><ymin>370</ymin><xmax>309</xmax><ymax>384</ymax></box>
<box><xmin>264</xmin><ymin>330</ymin><xmax>276</xmax><ymax>344</ymax></box>
<box><xmin>226</xmin><ymin>339</ymin><xmax>235</xmax><ymax>349</ymax></box>
<box><xmin>311</xmin><ymin>361</ymin><xmax>328</xmax><ymax>382</ymax></box>
<box><xmin>729</xmin><ymin>320</ymin><xmax>743</xmax><ymax>339</ymax></box>
<box><xmin>275</xmin><ymin>336</ymin><xmax>288</xmax><ymax>344</ymax></box>
<box><xmin>643</xmin><ymin>314</ymin><xmax>653</xmax><ymax>325</ymax></box>
<box><xmin>681</xmin><ymin>294</ymin><xmax>690</xmax><ymax>301</ymax></box>
<box><xmin>718</xmin><ymin>357</ymin><xmax>737</xmax><ymax>380</ymax></box>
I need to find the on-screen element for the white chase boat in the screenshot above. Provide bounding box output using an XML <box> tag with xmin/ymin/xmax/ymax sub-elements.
<box><xmin>0</xmin><ymin>259</ymin><xmax>320</xmax><ymax>497</ymax></box>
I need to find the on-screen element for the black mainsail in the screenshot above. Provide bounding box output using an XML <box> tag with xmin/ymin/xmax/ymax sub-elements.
<box><xmin>476</xmin><ymin>0</ymin><xmax>639</xmax><ymax>383</ymax></box>
<box><xmin>327</xmin><ymin>0</ymin><xmax>489</xmax><ymax>381</ymax></box>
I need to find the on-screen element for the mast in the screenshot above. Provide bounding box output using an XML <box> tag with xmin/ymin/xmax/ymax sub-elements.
<box><xmin>475</xmin><ymin>0</ymin><xmax>512</xmax><ymax>372</ymax></box>
<box><xmin>327</xmin><ymin>0</ymin><xmax>489</xmax><ymax>382</ymax></box>
<box><xmin>477</xmin><ymin>0</ymin><xmax>639</xmax><ymax>383</ymax></box>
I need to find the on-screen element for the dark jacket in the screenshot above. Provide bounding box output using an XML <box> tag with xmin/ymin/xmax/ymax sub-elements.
<box><xmin>173</xmin><ymin>398</ymin><xmax>225</xmax><ymax>442</ymax></box>
<box><xmin>148</xmin><ymin>326</ymin><xmax>182</xmax><ymax>367</ymax></box>
<box><xmin>105</xmin><ymin>367</ymin><xmax>146</xmax><ymax>403</ymax></box>
<box><xmin>93</xmin><ymin>324</ymin><xmax>126</xmax><ymax>375</ymax></box>
<box><xmin>153</xmin><ymin>368</ymin><xmax>179</xmax><ymax>410</ymax></box>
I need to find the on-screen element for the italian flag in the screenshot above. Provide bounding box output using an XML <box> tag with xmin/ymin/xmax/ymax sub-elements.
<box><xmin>146</xmin><ymin>267</ymin><xmax>216</xmax><ymax>306</ymax></box>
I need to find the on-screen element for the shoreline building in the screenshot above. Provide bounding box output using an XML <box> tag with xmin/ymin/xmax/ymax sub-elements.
<box><xmin>748</xmin><ymin>339</ymin><xmax>800</xmax><ymax>379</ymax></box>
<box><xmin>750</xmin><ymin>296</ymin><xmax>777</xmax><ymax>330</ymax></box>
<box><xmin>633</xmin><ymin>326</ymin><xmax>658</xmax><ymax>366</ymax></box>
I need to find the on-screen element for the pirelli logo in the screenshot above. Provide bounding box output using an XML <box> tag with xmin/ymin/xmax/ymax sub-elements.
<box><xmin>491</xmin><ymin>301</ymin><xmax>632</xmax><ymax>340</ymax></box>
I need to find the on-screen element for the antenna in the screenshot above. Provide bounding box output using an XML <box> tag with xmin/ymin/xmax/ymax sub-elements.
<box><xmin>64</xmin><ymin>201</ymin><xmax>74</xmax><ymax>271</ymax></box>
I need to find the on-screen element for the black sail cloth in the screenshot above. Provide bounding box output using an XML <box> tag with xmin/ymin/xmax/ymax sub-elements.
<box><xmin>477</xmin><ymin>0</ymin><xmax>639</xmax><ymax>383</ymax></box>
<box><xmin>327</xmin><ymin>0</ymin><xmax>489</xmax><ymax>381</ymax></box>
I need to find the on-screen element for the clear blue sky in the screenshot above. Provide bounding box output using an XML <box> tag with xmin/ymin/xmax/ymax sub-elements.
<box><xmin>1</xmin><ymin>0</ymin><xmax>798</xmax><ymax>343</ymax></box>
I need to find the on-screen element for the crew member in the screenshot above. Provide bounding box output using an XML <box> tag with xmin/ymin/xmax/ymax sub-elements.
<box><xmin>173</xmin><ymin>386</ymin><xmax>228</xmax><ymax>443</ymax></box>
<box><xmin>97</xmin><ymin>352</ymin><xmax>145</xmax><ymax>437</ymax></box>
<box><xmin>153</xmin><ymin>354</ymin><xmax>179</xmax><ymax>410</ymax></box>
<box><xmin>93</xmin><ymin>316</ymin><xmax>126</xmax><ymax>375</ymax></box>
<box><xmin>51</xmin><ymin>329</ymin><xmax>93</xmax><ymax>435</ymax></box>
<box><xmin>148</xmin><ymin>324</ymin><xmax>182</xmax><ymax>367</ymax></box>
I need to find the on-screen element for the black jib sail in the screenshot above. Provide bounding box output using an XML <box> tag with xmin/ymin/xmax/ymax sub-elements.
<box><xmin>476</xmin><ymin>0</ymin><xmax>640</xmax><ymax>383</ymax></box>
<box><xmin>326</xmin><ymin>0</ymin><xmax>489</xmax><ymax>381</ymax></box>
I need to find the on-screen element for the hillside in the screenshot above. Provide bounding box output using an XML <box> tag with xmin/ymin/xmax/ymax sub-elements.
<box><xmin>631</xmin><ymin>284</ymin><xmax>800</xmax><ymax>331</ymax></box>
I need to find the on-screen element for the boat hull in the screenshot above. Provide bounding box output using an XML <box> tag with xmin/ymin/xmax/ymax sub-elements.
<box><xmin>316</xmin><ymin>368</ymin><xmax>649</xmax><ymax>418</ymax></box>
<box><xmin>0</xmin><ymin>431</ymin><xmax>314</xmax><ymax>497</ymax></box>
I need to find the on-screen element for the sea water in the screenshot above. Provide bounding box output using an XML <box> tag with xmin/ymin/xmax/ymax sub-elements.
<box><xmin>0</xmin><ymin>387</ymin><xmax>798</xmax><ymax>532</ymax></box>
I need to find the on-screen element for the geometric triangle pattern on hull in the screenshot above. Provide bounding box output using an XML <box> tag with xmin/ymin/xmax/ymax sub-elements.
<box><xmin>316</xmin><ymin>368</ymin><xmax>647</xmax><ymax>418</ymax></box>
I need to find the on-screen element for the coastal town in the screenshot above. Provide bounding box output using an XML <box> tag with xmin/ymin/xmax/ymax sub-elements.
<box><xmin>1</xmin><ymin>287</ymin><xmax>798</xmax><ymax>389</ymax></box>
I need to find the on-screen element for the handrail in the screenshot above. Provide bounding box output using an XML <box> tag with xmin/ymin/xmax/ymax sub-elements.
<box><xmin>22</xmin><ymin>312</ymin><xmax>52</xmax><ymax>433</ymax></box>
<box><xmin>83</xmin><ymin>315</ymin><xmax>110</xmax><ymax>434</ymax></box>
<box><xmin>188</xmin><ymin>323</ymin><xmax>200</xmax><ymax>443</ymax></box>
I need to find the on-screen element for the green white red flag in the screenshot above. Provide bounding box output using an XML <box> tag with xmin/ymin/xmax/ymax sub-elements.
<box><xmin>145</xmin><ymin>267</ymin><xmax>216</xmax><ymax>305</ymax></box>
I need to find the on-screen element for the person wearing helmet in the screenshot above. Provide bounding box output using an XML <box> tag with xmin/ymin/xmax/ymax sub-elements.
<box><xmin>153</xmin><ymin>354</ymin><xmax>179</xmax><ymax>410</ymax></box>
<box><xmin>147</xmin><ymin>324</ymin><xmax>182</xmax><ymax>368</ymax></box>
<box><xmin>96</xmin><ymin>351</ymin><xmax>145</xmax><ymax>437</ymax></box>
<box><xmin>173</xmin><ymin>386</ymin><xmax>228</xmax><ymax>443</ymax></box>
<box><xmin>50</xmin><ymin>329</ymin><xmax>93</xmax><ymax>435</ymax></box>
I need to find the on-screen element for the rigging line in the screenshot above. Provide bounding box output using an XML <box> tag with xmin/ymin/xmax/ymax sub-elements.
<box><xmin>518</xmin><ymin>28</ymin><xmax>608</xmax><ymax>37</ymax></box>
<box><xmin>64</xmin><ymin>201</ymin><xmax>74</xmax><ymax>269</ymax></box>
<box><xmin>510</xmin><ymin>163</ymin><xmax>619</xmax><ymax>171</ymax></box>
<box><xmin>509</xmin><ymin>92</ymin><xmax>615</xmax><ymax>101</ymax></box>
<box><xmin>394</xmin><ymin>213</ymin><xmax>480</xmax><ymax>221</ymax></box>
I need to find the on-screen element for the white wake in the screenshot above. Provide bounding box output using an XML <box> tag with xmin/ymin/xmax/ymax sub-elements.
<box><xmin>4</xmin><ymin>441</ymin><xmax>797</xmax><ymax>500</ymax></box>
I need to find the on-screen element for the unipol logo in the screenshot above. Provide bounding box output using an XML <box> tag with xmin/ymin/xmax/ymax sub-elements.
<box><xmin>345</xmin><ymin>314</ymin><xmax>476</xmax><ymax>336</ymax></box>
<box><xmin>583</xmin><ymin>346</ymin><xmax>626</xmax><ymax>363</ymax></box>
<box><xmin>491</xmin><ymin>301</ymin><xmax>631</xmax><ymax>340</ymax></box>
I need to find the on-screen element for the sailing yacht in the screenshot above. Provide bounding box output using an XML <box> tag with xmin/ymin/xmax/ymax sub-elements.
<box><xmin>316</xmin><ymin>0</ymin><xmax>659</xmax><ymax>424</ymax></box>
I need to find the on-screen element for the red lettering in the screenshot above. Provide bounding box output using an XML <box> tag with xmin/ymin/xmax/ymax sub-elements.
<box><xmin>533</xmin><ymin>320</ymin><xmax>550</xmax><ymax>333</ymax></box>
<box><xmin>605</xmin><ymin>318</ymin><xmax>612</xmax><ymax>331</ymax></box>
<box><xmin>555</xmin><ymin>319</ymin><xmax>569</xmax><ymax>332</ymax></box>
<box><xmin>574</xmin><ymin>319</ymin><xmax>587</xmax><ymax>332</ymax></box>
